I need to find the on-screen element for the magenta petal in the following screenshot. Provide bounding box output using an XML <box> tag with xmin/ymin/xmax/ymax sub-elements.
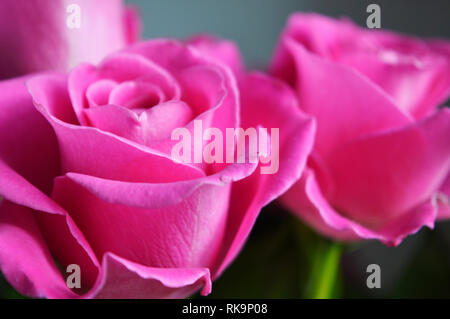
<box><xmin>282</xmin><ymin>169</ymin><xmax>437</xmax><ymax>246</ymax></box>
<box><xmin>335</xmin><ymin>31</ymin><xmax>450</xmax><ymax>118</ymax></box>
<box><xmin>88</xmin><ymin>253</ymin><xmax>211</xmax><ymax>299</ymax></box>
<box><xmin>281</xmin><ymin>169</ymin><xmax>364</xmax><ymax>242</ymax></box>
<box><xmin>139</xmin><ymin>101</ymin><xmax>194</xmax><ymax>143</ymax></box>
<box><xmin>270</xmin><ymin>13</ymin><xmax>355</xmax><ymax>85</ymax></box>
<box><xmin>0</xmin><ymin>158</ymin><xmax>100</xmax><ymax>291</ymax></box>
<box><xmin>283</xmin><ymin>39</ymin><xmax>413</xmax><ymax>158</ymax></box>
<box><xmin>84</xmin><ymin>101</ymin><xmax>193</xmax><ymax>146</ymax></box>
<box><xmin>0</xmin><ymin>158</ymin><xmax>63</xmax><ymax>215</ymax></box>
<box><xmin>0</xmin><ymin>200</ymin><xmax>77</xmax><ymax>298</ymax></box>
<box><xmin>86</xmin><ymin>79</ymin><xmax>118</xmax><ymax>107</ymax></box>
<box><xmin>328</xmin><ymin>109</ymin><xmax>450</xmax><ymax>226</ymax></box>
<box><xmin>108</xmin><ymin>81</ymin><xmax>165</xmax><ymax>108</ymax></box>
<box><xmin>26</xmin><ymin>73</ymin><xmax>78</xmax><ymax>124</ymax></box>
<box><xmin>0</xmin><ymin>75</ymin><xmax>61</xmax><ymax>194</ymax></box>
<box><xmin>187</xmin><ymin>35</ymin><xmax>245</xmax><ymax>76</ymax></box>
<box><xmin>59</xmin><ymin>157</ymin><xmax>257</xmax><ymax>210</ymax></box>
<box><xmin>51</xmin><ymin>173</ymin><xmax>237</xmax><ymax>271</ymax></box>
<box><xmin>83</xmin><ymin>104</ymin><xmax>143</xmax><ymax>143</ymax></box>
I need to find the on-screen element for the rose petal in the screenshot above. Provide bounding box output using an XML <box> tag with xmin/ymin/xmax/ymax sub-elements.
<box><xmin>83</xmin><ymin>104</ymin><xmax>143</xmax><ymax>143</ymax></box>
<box><xmin>187</xmin><ymin>35</ymin><xmax>245</xmax><ymax>77</ymax></box>
<box><xmin>336</xmin><ymin>30</ymin><xmax>450</xmax><ymax>118</ymax></box>
<box><xmin>86</xmin><ymin>79</ymin><xmax>118</xmax><ymax>107</ymax></box>
<box><xmin>59</xmin><ymin>158</ymin><xmax>257</xmax><ymax>210</ymax></box>
<box><xmin>108</xmin><ymin>81</ymin><xmax>165</xmax><ymax>108</ymax></box>
<box><xmin>281</xmin><ymin>169</ymin><xmax>437</xmax><ymax>246</ymax></box>
<box><xmin>0</xmin><ymin>158</ymin><xmax>100</xmax><ymax>291</ymax></box>
<box><xmin>51</xmin><ymin>174</ymin><xmax>232</xmax><ymax>271</ymax></box>
<box><xmin>270</xmin><ymin>13</ymin><xmax>355</xmax><ymax>84</ymax></box>
<box><xmin>84</xmin><ymin>101</ymin><xmax>194</xmax><ymax>146</ymax></box>
<box><xmin>0</xmin><ymin>200</ymin><xmax>77</xmax><ymax>298</ymax></box>
<box><xmin>282</xmin><ymin>39</ymin><xmax>413</xmax><ymax>158</ymax></box>
<box><xmin>0</xmin><ymin>75</ymin><xmax>61</xmax><ymax>194</ymax></box>
<box><xmin>327</xmin><ymin>109</ymin><xmax>450</xmax><ymax>227</ymax></box>
<box><xmin>139</xmin><ymin>101</ymin><xmax>194</xmax><ymax>143</ymax></box>
<box><xmin>87</xmin><ymin>253</ymin><xmax>211</xmax><ymax>299</ymax></box>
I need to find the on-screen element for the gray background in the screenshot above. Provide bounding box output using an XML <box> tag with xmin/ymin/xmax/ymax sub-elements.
<box><xmin>126</xmin><ymin>0</ymin><xmax>450</xmax><ymax>67</ymax></box>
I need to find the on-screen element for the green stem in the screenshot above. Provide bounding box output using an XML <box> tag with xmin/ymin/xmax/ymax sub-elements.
<box><xmin>305</xmin><ymin>241</ymin><xmax>343</xmax><ymax>299</ymax></box>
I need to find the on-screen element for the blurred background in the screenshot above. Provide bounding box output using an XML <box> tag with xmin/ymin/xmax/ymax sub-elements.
<box><xmin>1</xmin><ymin>0</ymin><xmax>449</xmax><ymax>298</ymax></box>
<box><xmin>127</xmin><ymin>0</ymin><xmax>450</xmax><ymax>67</ymax></box>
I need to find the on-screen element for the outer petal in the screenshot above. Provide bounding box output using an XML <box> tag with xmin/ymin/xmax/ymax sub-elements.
<box><xmin>0</xmin><ymin>187</ymin><xmax>212</xmax><ymax>299</ymax></box>
<box><xmin>0</xmin><ymin>200</ymin><xmax>77</xmax><ymax>298</ymax></box>
<box><xmin>270</xmin><ymin>13</ymin><xmax>356</xmax><ymax>85</ymax></box>
<box><xmin>0</xmin><ymin>153</ymin><xmax>215</xmax><ymax>298</ymax></box>
<box><xmin>281</xmin><ymin>39</ymin><xmax>412</xmax><ymax>159</ymax></box>
<box><xmin>327</xmin><ymin>109</ymin><xmax>450</xmax><ymax>227</ymax></box>
<box><xmin>59</xmin><ymin>158</ymin><xmax>257</xmax><ymax>210</ymax></box>
<box><xmin>0</xmin><ymin>77</ymin><xmax>101</xmax><ymax>289</ymax></box>
<box><xmin>212</xmin><ymin>73</ymin><xmax>316</xmax><ymax>276</ymax></box>
<box><xmin>0</xmin><ymin>158</ymin><xmax>100</xmax><ymax>293</ymax></box>
<box><xmin>0</xmin><ymin>75</ymin><xmax>60</xmax><ymax>194</ymax></box>
<box><xmin>281</xmin><ymin>169</ymin><xmax>437</xmax><ymax>246</ymax></box>
<box><xmin>0</xmin><ymin>0</ymin><xmax>140</xmax><ymax>80</ymax></box>
<box><xmin>49</xmin><ymin>157</ymin><xmax>257</xmax><ymax>272</ymax></box>
<box><xmin>186</xmin><ymin>35</ymin><xmax>245</xmax><ymax>77</ymax></box>
<box><xmin>87</xmin><ymin>253</ymin><xmax>211</xmax><ymax>299</ymax></box>
<box><xmin>335</xmin><ymin>30</ymin><xmax>450</xmax><ymax>118</ymax></box>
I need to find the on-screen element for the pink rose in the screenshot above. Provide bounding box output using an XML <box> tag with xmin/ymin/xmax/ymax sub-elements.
<box><xmin>0</xmin><ymin>0</ymin><xmax>140</xmax><ymax>80</ymax></box>
<box><xmin>271</xmin><ymin>13</ymin><xmax>450</xmax><ymax>246</ymax></box>
<box><xmin>0</xmin><ymin>39</ymin><xmax>315</xmax><ymax>298</ymax></box>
